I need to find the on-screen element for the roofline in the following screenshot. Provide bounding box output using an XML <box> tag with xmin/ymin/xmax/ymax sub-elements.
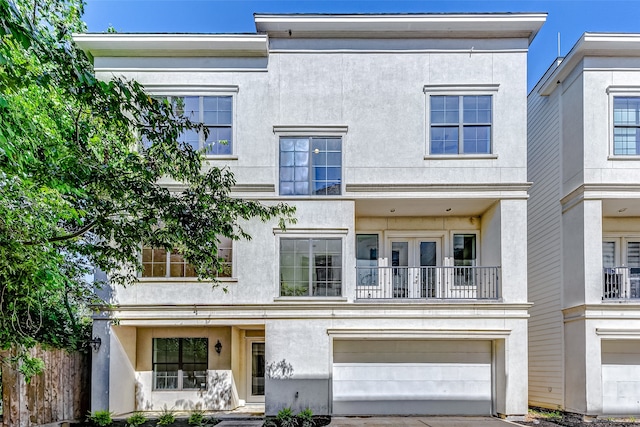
<box><xmin>254</xmin><ymin>13</ymin><xmax>547</xmax><ymax>43</ymax></box>
<box><xmin>538</xmin><ymin>33</ymin><xmax>640</xmax><ymax>96</ymax></box>
<box><xmin>72</xmin><ymin>33</ymin><xmax>269</xmax><ymax>58</ymax></box>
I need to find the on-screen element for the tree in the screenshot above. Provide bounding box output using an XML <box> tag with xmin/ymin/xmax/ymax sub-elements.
<box><xmin>0</xmin><ymin>0</ymin><xmax>294</xmax><ymax>368</ymax></box>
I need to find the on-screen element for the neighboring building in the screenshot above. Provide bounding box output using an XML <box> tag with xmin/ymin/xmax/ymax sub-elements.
<box><xmin>528</xmin><ymin>33</ymin><xmax>640</xmax><ymax>416</ymax></box>
<box><xmin>75</xmin><ymin>12</ymin><xmax>545</xmax><ymax>418</ymax></box>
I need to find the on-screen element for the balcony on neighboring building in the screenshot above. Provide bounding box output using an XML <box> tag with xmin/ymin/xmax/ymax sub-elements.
<box><xmin>603</xmin><ymin>267</ymin><xmax>640</xmax><ymax>300</ymax></box>
<box><xmin>355</xmin><ymin>266</ymin><xmax>500</xmax><ymax>301</ymax></box>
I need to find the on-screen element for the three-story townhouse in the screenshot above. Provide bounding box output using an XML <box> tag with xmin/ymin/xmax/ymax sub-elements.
<box><xmin>76</xmin><ymin>12</ymin><xmax>545</xmax><ymax>418</ymax></box>
<box><xmin>529</xmin><ymin>33</ymin><xmax>640</xmax><ymax>417</ymax></box>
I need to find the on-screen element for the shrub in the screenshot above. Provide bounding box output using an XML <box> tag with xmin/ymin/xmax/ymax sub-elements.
<box><xmin>157</xmin><ymin>407</ymin><xmax>176</xmax><ymax>426</ymax></box>
<box><xmin>126</xmin><ymin>411</ymin><xmax>147</xmax><ymax>427</ymax></box>
<box><xmin>86</xmin><ymin>410</ymin><xmax>113</xmax><ymax>427</ymax></box>
<box><xmin>276</xmin><ymin>407</ymin><xmax>296</xmax><ymax>427</ymax></box>
<box><xmin>297</xmin><ymin>408</ymin><xmax>314</xmax><ymax>427</ymax></box>
<box><xmin>188</xmin><ymin>409</ymin><xmax>205</xmax><ymax>426</ymax></box>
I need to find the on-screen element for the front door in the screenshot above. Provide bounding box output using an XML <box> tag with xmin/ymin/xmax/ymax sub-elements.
<box><xmin>389</xmin><ymin>238</ymin><xmax>439</xmax><ymax>298</ymax></box>
<box><xmin>246</xmin><ymin>340</ymin><xmax>265</xmax><ymax>403</ymax></box>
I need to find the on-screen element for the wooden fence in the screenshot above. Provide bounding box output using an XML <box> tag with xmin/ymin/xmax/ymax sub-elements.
<box><xmin>1</xmin><ymin>346</ymin><xmax>90</xmax><ymax>427</ymax></box>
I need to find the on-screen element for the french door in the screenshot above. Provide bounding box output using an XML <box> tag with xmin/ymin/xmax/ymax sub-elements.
<box><xmin>389</xmin><ymin>238</ymin><xmax>440</xmax><ymax>298</ymax></box>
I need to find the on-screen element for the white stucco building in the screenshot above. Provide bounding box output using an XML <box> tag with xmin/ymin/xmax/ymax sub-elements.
<box><xmin>75</xmin><ymin>12</ymin><xmax>545</xmax><ymax>418</ymax></box>
<box><xmin>528</xmin><ymin>33</ymin><xmax>640</xmax><ymax>416</ymax></box>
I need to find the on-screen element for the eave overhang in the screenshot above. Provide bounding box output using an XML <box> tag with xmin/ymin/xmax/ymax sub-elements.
<box><xmin>254</xmin><ymin>13</ymin><xmax>546</xmax><ymax>43</ymax></box>
<box><xmin>539</xmin><ymin>33</ymin><xmax>640</xmax><ymax>96</ymax></box>
<box><xmin>72</xmin><ymin>33</ymin><xmax>269</xmax><ymax>58</ymax></box>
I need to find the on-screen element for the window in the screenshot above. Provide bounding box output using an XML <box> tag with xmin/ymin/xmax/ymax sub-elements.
<box><xmin>430</xmin><ymin>95</ymin><xmax>492</xmax><ymax>154</ymax></box>
<box><xmin>279</xmin><ymin>137</ymin><xmax>341</xmax><ymax>195</ymax></box>
<box><xmin>613</xmin><ymin>97</ymin><xmax>640</xmax><ymax>155</ymax></box>
<box><xmin>141</xmin><ymin>237</ymin><xmax>232</xmax><ymax>278</ymax></box>
<box><xmin>279</xmin><ymin>238</ymin><xmax>342</xmax><ymax>296</ymax></box>
<box><xmin>153</xmin><ymin>338</ymin><xmax>207</xmax><ymax>390</ymax></box>
<box><xmin>453</xmin><ymin>234</ymin><xmax>477</xmax><ymax>287</ymax></box>
<box><xmin>356</xmin><ymin>234</ymin><xmax>378</xmax><ymax>287</ymax></box>
<box><xmin>142</xmin><ymin>248</ymin><xmax>197</xmax><ymax>278</ymax></box>
<box><xmin>165</xmin><ymin>95</ymin><xmax>232</xmax><ymax>155</ymax></box>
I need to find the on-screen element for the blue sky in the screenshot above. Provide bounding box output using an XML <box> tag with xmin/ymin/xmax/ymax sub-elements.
<box><xmin>83</xmin><ymin>0</ymin><xmax>640</xmax><ymax>91</ymax></box>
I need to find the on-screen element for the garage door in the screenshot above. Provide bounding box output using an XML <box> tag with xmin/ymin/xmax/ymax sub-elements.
<box><xmin>332</xmin><ymin>339</ymin><xmax>492</xmax><ymax>415</ymax></box>
<box><xmin>602</xmin><ymin>340</ymin><xmax>640</xmax><ymax>415</ymax></box>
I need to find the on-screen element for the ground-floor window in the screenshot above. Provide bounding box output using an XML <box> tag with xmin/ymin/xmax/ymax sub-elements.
<box><xmin>153</xmin><ymin>338</ymin><xmax>208</xmax><ymax>390</ymax></box>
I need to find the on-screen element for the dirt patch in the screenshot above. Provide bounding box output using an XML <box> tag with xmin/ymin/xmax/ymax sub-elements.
<box><xmin>518</xmin><ymin>408</ymin><xmax>640</xmax><ymax>427</ymax></box>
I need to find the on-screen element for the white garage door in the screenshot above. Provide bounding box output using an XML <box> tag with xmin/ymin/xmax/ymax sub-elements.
<box><xmin>332</xmin><ymin>339</ymin><xmax>492</xmax><ymax>415</ymax></box>
<box><xmin>602</xmin><ymin>340</ymin><xmax>640</xmax><ymax>415</ymax></box>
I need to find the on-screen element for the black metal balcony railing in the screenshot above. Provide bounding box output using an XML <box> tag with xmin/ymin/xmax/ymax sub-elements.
<box><xmin>603</xmin><ymin>267</ymin><xmax>640</xmax><ymax>300</ymax></box>
<box><xmin>355</xmin><ymin>266</ymin><xmax>500</xmax><ymax>300</ymax></box>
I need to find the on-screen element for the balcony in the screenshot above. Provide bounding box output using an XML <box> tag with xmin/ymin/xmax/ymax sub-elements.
<box><xmin>355</xmin><ymin>266</ymin><xmax>500</xmax><ymax>301</ymax></box>
<box><xmin>603</xmin><ymin>267</ymin><xmax>640</xmax><ymax>300</ymax></box>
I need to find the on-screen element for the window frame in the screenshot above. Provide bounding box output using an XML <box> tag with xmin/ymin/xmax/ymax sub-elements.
<box><xmin>275</xmin><ymin>231</ymin><xmax>347</xmax><ymax>299</ymax></box>
<box><xmin>273</xmin><ymin>125</ymin><xmax>347</xmax><ymax>197</ymax></box>
<box><xmin>140</xmin><ymin>236</ymin><xmax>234</xmax><ymax>280</ymax></box>
<box><xmin>152</xmin><ymin>337</ymin><xmax>208</xmax><ymax>391</ymax></box>
<box><xmin>144</xmin><ymin>86</ymin><xmax>238</xmax><ymax>159</ymax></box>
<box><xmin>609</xmin><ymin>90</ymin><xmax>640</xmax><ymax>158</ymax></box>
<box><xmin>424</xmin><ymin>85</ymin><xmax>499</xmax><ymax>159</ymax></box>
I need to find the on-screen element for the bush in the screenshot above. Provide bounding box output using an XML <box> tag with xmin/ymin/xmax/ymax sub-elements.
<box><xmin>126</xmin><ymin>412</ymin><xmax>147</xmax><ymax>427</ymax></box>
<box><xmin>157</xmin><ymin>407</ymin><xmax>176</xmax><ymax>426</ymax></box>
<box><xmin>188</xmin><ymin>410</ymin><xmax>205</xmax><ymax>426</ymax></box>
<box><xmin>86</xmin><ymin>410</ymin><xmax>113</xmax><ymax>427</ymax></box>
<box><xmin>297</xmin><ymin>408</ymin><xmax>314</xmax><ymax>427</ymax></box>
<box><xmin>276</xmin><ymin>407</ymin><xmax>296</xmax><ymax>427</ymax></box>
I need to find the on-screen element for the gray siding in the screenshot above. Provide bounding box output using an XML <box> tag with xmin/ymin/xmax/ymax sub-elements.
<box><xmin>527</xmin><ymin>86</ymin><xmax>564</xmax><ymax>409</ymax></box>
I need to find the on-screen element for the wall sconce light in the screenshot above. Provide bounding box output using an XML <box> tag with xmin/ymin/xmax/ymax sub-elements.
<box><xmin>215</xmin><ymin>340</ymin><xmax>222</xmax><ymax>355</ymax></box>
<box><xmin>90</xmin><ymin>337</ymin><xmax>102</xmax><ymax>352</ymax></box>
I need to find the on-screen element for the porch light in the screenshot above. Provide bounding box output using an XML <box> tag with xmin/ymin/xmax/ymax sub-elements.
<box><xmin>89</xmin><ymin>336</ymin><xmax>102</xmax><ymax>352</ymax></box>
<box><xmin>215</xmin><ymin>339</ymin><xmax>222</xmax><ymax>354</ymax></box>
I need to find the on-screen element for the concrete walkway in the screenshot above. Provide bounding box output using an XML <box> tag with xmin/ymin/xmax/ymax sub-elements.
<box><xmin>328</xmin><ymin>416</ymin><xmax>523</xmax><ymax>426</ymax></box>
<box><xmin>215</xmin><ymin>415</ymin><xmax>525</xmax><ymax>427</ymax></box>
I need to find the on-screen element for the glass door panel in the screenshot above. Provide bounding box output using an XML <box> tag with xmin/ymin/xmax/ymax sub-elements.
<box><xmin>247</xmin><ymin>341</ymin><xmax>265</xmax><ymax>402</ymax></box>
<box><xmin>389</xmin><ymin>238</ymin><xmax>440</xmax><ymax>298</ymax></box>
<box><xmin>391</xmin><ymin>242</ymin><xmax>409</xmax><ymax>297</ymax></box>
<box><xmin>419</xmin><ymin>241</ymin><xmax>437</xmax><ymax>297</ymax></box>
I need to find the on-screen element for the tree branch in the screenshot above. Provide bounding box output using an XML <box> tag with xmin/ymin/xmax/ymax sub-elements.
<box><xmin>21</xmin><ymin>220</ymin><xmax>97</xmax><ymax>246</ymax></box>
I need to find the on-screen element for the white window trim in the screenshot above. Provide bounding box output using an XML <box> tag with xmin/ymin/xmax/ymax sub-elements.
<box><xmin>273</xmin><ymin>125</ymin><xmax>347</xmax><ymax>197</ymax></box>
<box><xmin>607</xmin><ymin>87</ymin><xmax>640</xmax><ymax>160</ymax></box>
<box><xmin>423</xmin><ymin>84</ymin><xmax>499</xmax><ymax>159</ymax></box>
<box><xmin>144</xmin><ymin>85</ymin><xmax>239</xmax><ymax>160</ymax></box>
<box><xmin>138</xmin><ymin>239</ymin><xmax>237</xmax><ymax>283</ymax></box>
<box><xmin>449</xmin><ymin>230</ymin><xmax>481</xmax><ymax>266</ymax></box>
<box><xmin>274</xmin><ymin>229</ymin><xmax>348</xmax><ymax>301</ymax></box>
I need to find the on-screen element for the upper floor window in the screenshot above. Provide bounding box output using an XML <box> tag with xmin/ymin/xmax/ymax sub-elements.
<box><xmin>167</xmin><ymin>95</ymin><xmax>233</xmax><ymax>156</ymax></box>
<box><xmin>430</xmin><ymin>95</ymin><xmax>492</xmax><ymax>155</ymax></box>
<box><xmin>613</xmin><ymin>97</ymin><xmax>640</xmax><ymax>155</ymax></box>
<box><xmin>279</xmin><ymin>137</ymin><xmax>341</xmax><ymax>196</ymax></box>
<box><xmin>279</xmin><ymin>238</ymin><xmax>342</xmax><ymax>297</ymax></box>
<box><xmin>141</xmin><ymin>237</ymin><xmax>232</xmax><ymax>278</ymax></box>
<box><xmin>153</xmin><ymin>338</ymin><xmax>207</xmax><ymax>390</ymax></box>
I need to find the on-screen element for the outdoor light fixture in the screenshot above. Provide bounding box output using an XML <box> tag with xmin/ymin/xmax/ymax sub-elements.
<box><xmin>90</xmin><ymin>336</ymin><xmax>102</xmax><ymax>352</ymax></box>
<box><xmin>215</xmin><ymin>339</ymin><xmax>222</xmax><ymax>354</ymax></box>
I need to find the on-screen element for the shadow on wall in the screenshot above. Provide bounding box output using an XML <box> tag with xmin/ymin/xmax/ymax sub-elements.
<box><xmin>135</xmin><ymin>371</ymin><xmax>237</xmax><ymax>411</ymax></box>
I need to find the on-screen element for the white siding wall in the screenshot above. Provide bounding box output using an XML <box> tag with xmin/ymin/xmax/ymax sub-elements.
<box><xmin>527</xmin><ymin>81</ymin><xmax>564</xmax><ymax>408</ymax></box>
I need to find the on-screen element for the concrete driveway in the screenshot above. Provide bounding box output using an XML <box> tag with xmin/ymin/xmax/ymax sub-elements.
<box><xmin>328</xmin><ymin>416</ymin><xmax>523</xmax><ymax>426</ymax></box>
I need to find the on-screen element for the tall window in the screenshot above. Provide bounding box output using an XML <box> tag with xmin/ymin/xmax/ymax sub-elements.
<box><xmin>614</xmin><ymin>97</ymin><xmax>640</xmax><ymax>155</ymax></box>
<box><xmin>430</xmin><ymin>95</ymin><xmax>492</xmax><ymax>155</ymax></box>
<box><xmin>280</xmin><ymin>238</ymin><xmax>342</xmax><ymax>296</ymax></box>
<box><xmin>153</xmin><ymin>338</ymin><xmax>207</xmax><ymax>390</ymax></box>
<box><xmin>453</xmin><ymin>234</ymin><xmax>477</xmax><ymax>287</ymax></box>
<box><xmin>141</xmin><ymin>237</ymin><xmax>232</xmax><ymax>278</ymax></box>
<box><xmin>166</xmin><ymin>95</ymin><xmax>232</xmax><ymax>155</ymax></box>
<box><xmin>279</xmin><ymin>137</ymin><xmax>342</xmax><ymax>195</ymax></box>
